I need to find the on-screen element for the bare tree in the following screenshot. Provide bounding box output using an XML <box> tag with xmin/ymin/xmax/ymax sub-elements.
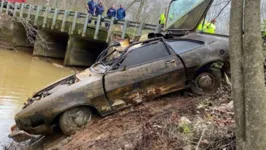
<box><xmin>135</xmin><ymin>0</ymin><xmax>145</xmax><ymax>22</ymax></box>
<box><xmin>126</xmin><ymin>0</ymin><xmax>140</xmax><ymax>11</ymax></box>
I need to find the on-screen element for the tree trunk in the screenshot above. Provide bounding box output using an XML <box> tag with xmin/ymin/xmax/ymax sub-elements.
<box><xmin>126</xmin><ymin>0</ymin><xmax>139</xmax><ymax>11</ymax></box>
<box><xmin>230</xmin><ymin>0</ymin><xmax>266</xmax><ymax>149</ymax></box>
<box><xmin>63</xmin><ymin>0</ymin><xmax>67</xmax><ymax>10</ymax></box>
<box><xmin>73</xmin><ymin>0</ymin><xmax>78</xmax><ymax>11</ymax></box>
<box><xmin>243</xmin><ymin>0</ymin><xmax>266</xmax><ymax>149</ymax></box>
<box><xmin>55</xmin><ymin>0</ymin><xmax>59</xmax><ymax>8</ymax></box>
<box><xmin>136</xmin><ymin>0</ymin><xmax>145</xmax><ymax>22</ymax></box>
<box><xmin>229</xmin><ymin>0</ymin><xmax>245</xmax><ymax>149</ymax></box>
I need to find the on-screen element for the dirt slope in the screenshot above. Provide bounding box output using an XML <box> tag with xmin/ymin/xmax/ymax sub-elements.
<box><xmin>38</xmin><ymin>82</ymin><xmax>234</xmax><ymax>150</ymax></box>
<box><xmin>62</xmin><ymin>95</ymin><xmax>196</xmax><ymax>150</ymax></box>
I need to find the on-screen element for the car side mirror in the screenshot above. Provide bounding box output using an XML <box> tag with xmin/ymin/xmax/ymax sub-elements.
<box><xmin>112</xmin><ymin>42</ymin><xmax>121</xmax><ymax>47</ymax></box>
<box><xmin>122</xmin><ymin>65</ymin><xmax>127</xmax><ymax>71</ymax></box>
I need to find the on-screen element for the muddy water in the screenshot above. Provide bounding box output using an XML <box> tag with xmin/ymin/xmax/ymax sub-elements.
<box><xmin>0</xmin><ymin>49</ymin><xmax>75</xmax><ymax>143</ymax></box>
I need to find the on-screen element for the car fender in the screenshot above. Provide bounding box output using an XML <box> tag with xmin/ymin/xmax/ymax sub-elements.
<box><xmin>196</xmin><ymin>56</ymin><xmax>224</xmax><ymax>73</ymax></box>
<box><xmin>16</xmin><ymin>78</ymin><xmax>112</xmax><ymax>127</ymax></box>
<box><xmin>51</xmin><ymin>103</ymin><xmax>102</xmax><ymax>124</ymax></box>
<box><xmin>45</xmin><ymin>89</ymin><xmax>112</xmax><ymax>124</ymax></box>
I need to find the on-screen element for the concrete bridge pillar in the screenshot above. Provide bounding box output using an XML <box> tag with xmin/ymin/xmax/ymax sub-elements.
<box><xmin>33</xmin><ymin>30</ymin><xmax>68</xmax><ymax>58</ymax></box>
<box><xmin>0</xmin><ymin>17</ymin><xmax>13</xmax><ymax>42</ymax></box>
<box><xmin>64</xmin><ymin>36</ymin><xmax>107</xmax><ymax>66</ymax></box>
<box><xmin>0</xmin><ymin>17</ymin><xmax>29</xmax><ymax>47</ymax></box>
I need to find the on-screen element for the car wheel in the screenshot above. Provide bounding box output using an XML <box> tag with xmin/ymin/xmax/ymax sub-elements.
<box><xmin>59</xmin><ymin>107</ymin><xmax>92</xmax><ymax>135</ymax></box>
<box><xmin>191</xmin><ymin>68</ymin><xmax>221</xmax><ymax>95</ymax></box>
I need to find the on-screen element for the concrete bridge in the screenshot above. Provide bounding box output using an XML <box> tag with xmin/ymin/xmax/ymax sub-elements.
<box><xmin>0</xmin><ymin>2</ymin><xmax>162</xmax><ymax>66</ymax></box>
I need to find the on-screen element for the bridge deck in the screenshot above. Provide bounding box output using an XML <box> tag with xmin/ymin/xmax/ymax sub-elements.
<box><xmin>0</xmin><ymin>2</ymin><xmax>162</xmax><ymax>42</ymax></box>
<box><xmin>0</xmin><ymin>2</ymin><xmax>163</xmax><ymax>66</ymax></box>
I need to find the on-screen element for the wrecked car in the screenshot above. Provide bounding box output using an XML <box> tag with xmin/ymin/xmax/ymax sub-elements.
<box><xmin>10</xmin><ymin>0</ymin><xmax>230</xmax><ymax>142</ymax></box>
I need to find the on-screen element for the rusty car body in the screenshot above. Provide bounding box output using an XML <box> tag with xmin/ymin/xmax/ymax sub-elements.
<box><xmin>10</xmin><ymin>0</ymin><xmax>230</xmax><ymax>141</ymax></box>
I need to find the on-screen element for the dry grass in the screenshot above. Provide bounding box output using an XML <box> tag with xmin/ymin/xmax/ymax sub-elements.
<box><xmin>1</xmin><ymin>142</ymin><xmax>27</xmax><ymax>150</ymax></box>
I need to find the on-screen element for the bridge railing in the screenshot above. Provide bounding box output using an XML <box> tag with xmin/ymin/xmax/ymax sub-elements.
<box><xmin>0</xmin><ymin>1</ymin><xmax>163</xmax><ymax>42</ymax></box>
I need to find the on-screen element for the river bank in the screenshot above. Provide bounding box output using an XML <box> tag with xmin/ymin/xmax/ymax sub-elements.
<box><xmin>2</xmin><ymin>82</ymin><xmax>235</xmax><ymax>150</ymax></box>
<box><xmin>11</xmin><ymin>82</ymin><xmax>233</xmax><ymax>150</ymax></box>
<box><xmin>0</xmin><ymin>47</ymin><xmax>81</xmax><ymax>147</ymax></box>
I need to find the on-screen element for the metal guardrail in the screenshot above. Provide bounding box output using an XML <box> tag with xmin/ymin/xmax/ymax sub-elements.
<box><xmin>0</xmin><ymin>1</ymin><xmax>162</xmax><ymax>42</ymax></box>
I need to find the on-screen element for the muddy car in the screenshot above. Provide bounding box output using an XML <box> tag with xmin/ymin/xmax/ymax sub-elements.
<box><xmin>10</xmin><ymin>0</ymin><xmax>230</xmax><ymax>141</ymax></box>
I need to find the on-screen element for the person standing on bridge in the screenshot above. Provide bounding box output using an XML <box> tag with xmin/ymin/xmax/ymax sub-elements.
<box><xmin>105</xmin><ymin>4</ymin><xmax>117</xmax><ymax>28</ymax></box>
<box><xmin>87</xmin><ymin>0</ymin><xmax>97</xmax><ymax>23</ymax></box>
<box><xmin>117</xmin><ymin>4</ymin><xmax>126</xmax><ymax>21</ymax></box>
<box><xmin>94</xmin><ymin>1</ymin><xmax>105</xmax><ymax>25</ymax></box>
<box><xmin>95</xmin><ymin>1</ymin><xmax>105</xmax><ymax>16</ymax></box>
<box><xmin>159</xmin><ymin>8</ymin><xmax>167</xmax><ymax>28</ymax></box>
<box><xmin>159</xmin><ymin>13</ymin><xmax>166</xmax><ymax>28</ymax></box>
<box><xmin>87</xmin><ymin>0</ymin><xmax>97</xmax><ymax>15</ymax></box>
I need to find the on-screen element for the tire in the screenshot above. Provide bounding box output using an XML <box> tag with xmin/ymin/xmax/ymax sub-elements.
<box><xmin>191</xmin><ymin>68</ymin><xmax>221</xmax><ymax>95</ymax></box>
<box><xmin>59</xmin><ymin>107</ymin><xmax>92</xmax><ymax>135</ymax></box>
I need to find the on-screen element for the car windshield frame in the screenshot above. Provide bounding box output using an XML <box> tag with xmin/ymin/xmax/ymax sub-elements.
<box><xmin>107</xmin><ymin>37</ymin><xmax>175</xmax><ymax>72</ymax></box>
<box><xmin>96</xmin><ymin>44</ymin><xmax>120</xmax><ymax>63</ymax></box>
<box><xmin>166</xmin><ymin>0</ymin><xmax>213</xmax><ymax>31</ymax></box>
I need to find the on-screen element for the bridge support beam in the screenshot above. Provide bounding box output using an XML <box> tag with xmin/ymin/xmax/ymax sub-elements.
<box><xmin>33</xmin><ymin>30</ymin><xmax>68</xmax><ymax>58</ymax></box>
<box><xmin>64</xmin><ymin>36</ymin><xmax>107</xmax><ymax>66</ymax></box>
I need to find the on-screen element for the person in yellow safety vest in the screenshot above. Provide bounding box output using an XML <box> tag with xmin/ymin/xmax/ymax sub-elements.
<box><xmin>197</xmin><ymin>19</ymin><xmax>217</xmax><ymax>34</ymax></box>
<box><xmin>159</xmin><ymin>13</ymin><xmax>166</xmax><ymax>27</ymax></box>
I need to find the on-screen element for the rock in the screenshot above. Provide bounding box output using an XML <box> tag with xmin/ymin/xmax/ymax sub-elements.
<box><xmin>179</xmin><ymin>116</ymin><xmax>191</xmax><ymax>125</ymax></box>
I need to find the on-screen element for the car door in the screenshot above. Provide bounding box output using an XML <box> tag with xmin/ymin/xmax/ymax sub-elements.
<box><xmin>104</xmin><ymin>39</ymin><xmax>186</xmax><ymax>110</ymax></box>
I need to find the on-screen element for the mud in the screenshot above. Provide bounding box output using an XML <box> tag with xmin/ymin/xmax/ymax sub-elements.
<box><xmin>35</xmin><ymin>93</ymin><xmax>197</xmax><ymax>150</ymax></box>
<box><xmin>27</xmin><ymin>82</ymin><xmax>233</xmax><ymax>150</ymax></box>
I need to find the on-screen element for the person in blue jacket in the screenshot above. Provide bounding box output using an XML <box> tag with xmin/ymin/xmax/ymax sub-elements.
<box><xmin>95</xmin><ymin>2</ymin><xmax>105</xmax><ymax>16</ymax></box>
<box><xmin>107</xmin><ymin>4</ymin><xmax>117</xmax><ymax>18</ymax></box>
<box><xmin>87</xmin><ymin>0</ymin><xmax>96</xmax><ymax>15</ymax></box>
<box><xmin>117</xmin><ymin>4</ymin><xmax>126</xmax><ymax>20</ymax></box>
<box><xmin>87</xmin><ymin>0</ymin><xmax>96</xmax><ymax>23</ymax></box>
<box><xmin>105</xmin><ymin>4</ymin><xmax>117</xmax><ymax>28</ymax></box>
<box><xmin>94</xmin><ymin>2</ymin><xmax>105</xmax><ymax>25</ymax></box>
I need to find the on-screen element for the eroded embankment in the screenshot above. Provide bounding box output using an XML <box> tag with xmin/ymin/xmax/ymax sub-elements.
<box><xmin>24</xmin><ymin>82</ymin><xmax>234</xmax><ymax>150</ymax></box>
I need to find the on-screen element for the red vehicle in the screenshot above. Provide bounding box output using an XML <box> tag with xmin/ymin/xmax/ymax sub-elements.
<box><xmin>0</xmin><ymin>0</ymin><xmax>26</xmax><ymax>4</ymax></box>
<box><xmin>7</xmin><ymin>0</ymin><xmax>26</xmax><ymax>3</ymax></box>
<box><xmin>0</xmin><ymin>0</ymin><xmax>26</xmax><ymax>9</ymax></box>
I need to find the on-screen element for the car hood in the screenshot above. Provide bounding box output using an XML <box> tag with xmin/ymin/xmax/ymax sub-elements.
<box><xmin>76</xmin><ymin>68</ymin><xmax>102</xmax><ymax>81</ymax></box>
<box><xmin>166</xmin><ymin>0</ymin><xmax>213</xmax><ymax>31</ymax></box>
<box><xmin>23</xmin><ymin>69</ymin><xmax>102</xmax><ymax>108</ymax></box>
<box><xmin>16</xmin><ymin>69</ymin><xmax>105</xmax><ymax>129</ymax></box>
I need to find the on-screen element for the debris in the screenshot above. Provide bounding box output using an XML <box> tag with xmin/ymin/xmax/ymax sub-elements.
<box><xmin>179</xmin><ymin>116</ymin><xmax>192</xmax><ymax>125</ymax></box>
<box><xmin>195</xmin><ymin>128</ymin><xmax>206</xmax><ymax>150</ymax></box>
<box><xmin>52</xmin><ymin>63</ymin><xmax>64</xmax><ymax>68</ymax></box>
